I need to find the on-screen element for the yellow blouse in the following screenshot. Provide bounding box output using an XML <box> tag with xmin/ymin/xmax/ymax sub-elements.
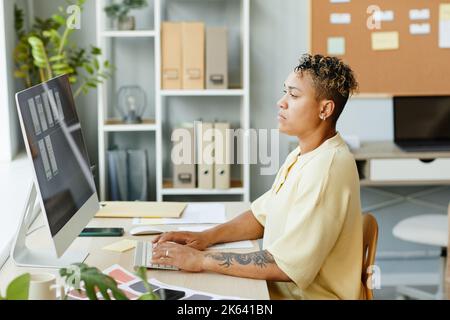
<box><xmin>251</xmin><ymin>133</ymin><xmax>363</xmax><ymax>300</ymax></box>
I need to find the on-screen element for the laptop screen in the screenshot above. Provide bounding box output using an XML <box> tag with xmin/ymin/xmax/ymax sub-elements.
<box><xmin>394</xmin><ymin>96</ymin><xmax>450</xmax><ymax>144</ymax></box>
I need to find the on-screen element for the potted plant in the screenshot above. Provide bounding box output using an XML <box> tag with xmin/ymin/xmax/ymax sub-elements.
<box><xmin>59</xmin><ymin>263</ymin><xmax>158</xmax><ymax>300</ymax></box>
<box><xmin>104</xmin><ymin>0</ymin><xmax>148</xmax><ymax>31</ymax></box>
<box><xmin>13</xmin><ymin>0</ymin><xmax>114</xmax><ymax>98</ymax></box>
<box><xmin>0</xmin><ymin>264</ymin><xmax>158</xmax><ymax>300</ymax></box>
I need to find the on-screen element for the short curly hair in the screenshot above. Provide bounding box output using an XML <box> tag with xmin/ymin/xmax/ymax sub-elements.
<box><xmin>294</xmin><ymin>54</ymin><xmax>358</xmax><ymax>121</ymax></box>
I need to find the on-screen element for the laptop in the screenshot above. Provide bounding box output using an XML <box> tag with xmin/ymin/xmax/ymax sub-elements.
<box><xmin>394</xmin><ymin>96</ymin><xmax>450</xmax><ymax>152</ymax></box>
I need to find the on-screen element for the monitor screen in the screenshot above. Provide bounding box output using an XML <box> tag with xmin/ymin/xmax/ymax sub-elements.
<box><xmin>394</xmin><ymin>96</ymin><xmax>450</xmax><ymax>143</ymax></box>
<box><xmin>16</xmin><ymin>75</ymin><xmax>95</xmax><ymax>237</ymax></box>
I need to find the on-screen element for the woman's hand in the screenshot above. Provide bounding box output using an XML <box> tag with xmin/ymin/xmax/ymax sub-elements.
<box><xmin>151</xmin><ymin>242</ymin><xmax>205</xmax><ymax>272</ymax></box>
<box><xmin>152</xmin><ymin>231</ymin><xmax>212</xmax><ymax>251</ymax></box>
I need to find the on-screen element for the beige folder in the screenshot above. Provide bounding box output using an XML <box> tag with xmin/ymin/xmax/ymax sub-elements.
<box><xmin>173</xmin><ymin>125</ymin><xmax>196</xmax><ymax>188</ymax></box>
<box><xmin>196</xmin><ymin>121</ymin><xmax>214</xmax><ymax>189</ymax></box>
<box><xmin>162</xmin><ymin>22</ymin><xmax>182</xmax><ymax>89</ymax></box>
<box><xmin>95</xmin><ymin>202</ymin><xmax>187</xmax><ymax>218</ymax></box>
<box><xmin>214</xmin><ymin>122</ymin><xmax>231</xmax><ymax>189</ymax></box>
<box><xmin>206</xmin><ymin>27</ymin><xmax>228</xmax><ymax>89</ymax></box>
<box><xmin>182</xmin><ymin>22</ymin><xmax>205</xmax><ymax>89</ymax></box>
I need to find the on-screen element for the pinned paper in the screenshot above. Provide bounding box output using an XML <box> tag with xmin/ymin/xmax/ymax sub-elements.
<box><xmin>439</xmin><ymin>4</ymin><xmax>450</xmax><ymax>48</ymax></box>
<box><xmin>409</xmin><ymin>9</ymin><xmax>430</xmax><ymax>21</ymax></box>
<box><xmin>371</xmin><ymin>31</ymin><xmax>399</xmax><ymax>51</ymax></box>
<box><xmin>327</xmin><ymin>37</ymin><xmax>346</xmax><ymax>55</ymax></box>
<box><xmin>373</xmin><ymin>10</ymin><xmax>394</xmax><ymax>22</ymax></box>
<box><xmin>410</xmin><ymin>23</ymin><xmax>430</xmax><ymax>35</ymax></box>
<box><xmin>102</xmin><ymin>239</ymin><xmax>137</xmax><ymax>253</ymax></box>
<box><xmin>440</xmin><ymin>4</ymin><xmax>450</xmax><ymax>21</ymax></box>
<box><xmin>330</xmin><ymin>13</ymin><xmax>351</xmax><ymax>24</ymax></box>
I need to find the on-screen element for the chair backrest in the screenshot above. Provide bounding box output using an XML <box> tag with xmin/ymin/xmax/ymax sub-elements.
<box><xmin>361</xmin><ymin>213</ymin><xmax>379</xmax><ymax>300</ymax></box>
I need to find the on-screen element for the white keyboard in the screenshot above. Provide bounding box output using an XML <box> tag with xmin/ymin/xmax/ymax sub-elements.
<box><xmin>134</xmin><ymin>241</ymin><xmax>179</xmax><ymax>271</ymax></box>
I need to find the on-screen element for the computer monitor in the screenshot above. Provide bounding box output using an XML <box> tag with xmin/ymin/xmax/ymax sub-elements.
<box><xmin>12</xmin><ymin>74</ymin><xmax>99</xmax><ymax>268</ymax></box>
<box><xmin>394</xmin><ymin>96</ymin><xmax>450</xmax><ymax>152</ymax></box>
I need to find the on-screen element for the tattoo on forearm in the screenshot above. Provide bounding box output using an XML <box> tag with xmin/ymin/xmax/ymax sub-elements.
<box><xmin>205</xmin><ymin>250</ymin><xmax>275</xmax><ymax>268</ymax></box>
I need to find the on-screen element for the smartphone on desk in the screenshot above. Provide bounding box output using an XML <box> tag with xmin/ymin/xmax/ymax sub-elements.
<box><xmin>79</xmin><ymin>227</ymin><xmax>124</xmax><ymax>237</ymax></box>
<box><xmin>154</xmin><ymin>288</ymin><xmax>186</xmax><ymax>300</ymax></box>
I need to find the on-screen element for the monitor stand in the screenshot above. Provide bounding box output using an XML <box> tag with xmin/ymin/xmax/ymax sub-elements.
<box><xmin>10</xmin><ymin>183</ymin><xmax>89</xmax><ymax>269</ymax></box>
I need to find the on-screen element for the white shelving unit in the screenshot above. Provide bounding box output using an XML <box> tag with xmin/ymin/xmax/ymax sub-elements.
<box><xmin>160</xmin><ymin>89</ymin><xmax>246</xmax><ymax>97</ymax></box>
<box><xmin>96</xmin><ymin>0</ymin><xmax>250</xmax><ymax>202</ymax></box>
<box><xmin>103</xmin><ymin>121</ymin><xmax>157</xmax><ymax>132</ymax></box>
<box><xmin>100</xmin><ymin>30</ymin><xmax>157</xmax><ymax>38</ymax></box>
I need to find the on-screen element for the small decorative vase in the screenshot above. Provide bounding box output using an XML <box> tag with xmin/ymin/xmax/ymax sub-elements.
<box><xmin>118</xmin><ymin>16</ymin><xmax>135</xmax><ymax>31</ymax></box>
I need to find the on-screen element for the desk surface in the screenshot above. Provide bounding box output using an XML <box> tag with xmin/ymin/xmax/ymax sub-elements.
<box><xmin>0</xmin><ymin>202</ymin><xmax>270</xmax><ymax>300</ymax></box>
<box><xmin>352</xmin><ymin>141</ymin><xmax>450</xmax><ymax>160</ymax></box>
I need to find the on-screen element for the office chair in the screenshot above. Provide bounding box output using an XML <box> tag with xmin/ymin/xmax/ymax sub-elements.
<box><xmin>362</xmin><ymin>213</ymin><xmax>379</xmax><ymax>300</ymax></box>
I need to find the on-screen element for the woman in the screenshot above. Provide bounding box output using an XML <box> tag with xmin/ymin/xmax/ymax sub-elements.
<box><xmin>152</xmin><ymin>54</ymin><xmax>363</xmax><ymax>300</ymax></box>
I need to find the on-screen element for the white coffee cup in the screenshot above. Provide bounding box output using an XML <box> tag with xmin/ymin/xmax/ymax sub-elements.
<box><xmin>28</xmin><ymin>273</ymin><xmax>59</xmax><ymax>300</ymax></box>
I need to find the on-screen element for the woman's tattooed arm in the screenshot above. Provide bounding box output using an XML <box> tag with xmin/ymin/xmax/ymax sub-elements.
<box><xmin>205</xmin><ymin>250</ymin><xmax>276</xmax><ymax>268</ymax></box>
<box><xmin>202</xmin><ymin>250</ymin><xmax>290</xmax><ymax>281</ymax></box>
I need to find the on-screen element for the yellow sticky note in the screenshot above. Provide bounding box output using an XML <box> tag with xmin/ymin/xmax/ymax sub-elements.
<box><xmin>102</xmin><ymin>239</ymin><xmax>137</xmax><ymax>253</ymax></box>
<box><xmin>440</xmin><ymin>4</ymin><xmax>450</xmax><ymax>22</ymax></box>
<box><xmin>371</xmin><ymin>31</ymin><xmax>399</xmax><ymax>51</ymax></box>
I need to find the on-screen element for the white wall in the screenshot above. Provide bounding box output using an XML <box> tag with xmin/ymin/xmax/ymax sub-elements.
<box><xmin>31</xmin><ymin>0</ymin><xmax>395</xmax><ymax>200</ymax></box>
<box><xmin>0</xmin><ymin>0</ymin><xmax>9</xmax><ymax>161</ymax></box>
<box><xmin>0</xmin><ymin>0</ymin><xmax>24</xmax><ymax>162</ymax></box>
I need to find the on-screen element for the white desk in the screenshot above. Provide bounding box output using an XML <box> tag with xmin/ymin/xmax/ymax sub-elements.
<box><xmin>0</xmin><ymin>202</ymin><xmax>270</xmax><ymax>299</ymax></box>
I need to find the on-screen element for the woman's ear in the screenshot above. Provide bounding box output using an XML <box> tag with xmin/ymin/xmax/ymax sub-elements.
<box><xmin>319</xmin><ymin>100</ymin><xmax>336</xmax><ymax>121</ymax></box>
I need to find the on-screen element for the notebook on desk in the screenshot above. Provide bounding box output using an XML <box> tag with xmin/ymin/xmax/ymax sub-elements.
<box><xmin>95</xmin><ymin>202</ymin><xmax>187</xmax><ymax>218</ymax></box>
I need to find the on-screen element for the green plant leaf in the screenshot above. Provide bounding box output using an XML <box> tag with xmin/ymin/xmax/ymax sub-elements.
<box><xmin>6</xmin><ymin>273</ymin><xmax>30</xmax><ymax>300</ymax></box>
<box><xmin>93</xmin><ymin>58</ymin><xmax>99</xmax><ymax>70</ymax></box>
<box><xmin>49</xmin><ymin>54</ymin><xmax>65</xmax><ymax>62</ymax></box>
<box><xmin>14</xmin><ymin>70</ymin><xmax>27</xmax><ymax>78</ymax></box>
<box><xmin>52</xmin><ymin>14</ymin><xmax>65</xmax><ymax>26</ymax></box>
<box><xmin>28</xmin><ymin>35</ymin><xmax>53</xmax><ymax>79</ymax></box>
<box><xmin>14</xmin><ymin>4</ymin><xmax>25</xmax><ymax>37</ymax></box>
<box><xmin>60</xmin><ymin>263</ymin><xmax>128</xmax><ymax>301</ymax></box>
<box><xmin>104</xmin><ymin>4</ymin><xmax>121</xmax><ymax>18</ymax></box>
<box><xmin>16</xmin><ymin>42</ymin><xmax>29</xmax><ymax>52</ymax></box>
<box><xmin>28</xmin><ymin>36</ymin><xmax>43</xmax><ymax>47</ymax></box>
<box><xmin>69</xmin><ymin>76</ymin><xmax>77</xmax><ymax>84</ymax></box>
<box><xmin>138</xmin><ymin>293</ymin><xmax>158</xmax><ymax>300</ymax></box>
<box><xmin>135</xmin><ymin>267</ymin><xmax>158</xmax><ymax>300</ymax></box>
<box><xmin>52</xmin><ymin>62</ymin><xmax>69</xmax><ymax>69</ymax></box>
<box><xmin>91</xmin><ymin>46</ymin><xmax>101</xmax><ymax>55</ymax></box>
<box><xmin>17</xmin><ymin>52</ymin><xmax>28</xmax><ymax>60</ymax></box>
<box><xmin>19</xmin><ymin>64</ymin><xmax>30</xmax><ymax>71</ymax></box>
<box><xmin>83</xmin><ymin>63</ymin><xmax>94</xmax><ymax>75</ymax></box>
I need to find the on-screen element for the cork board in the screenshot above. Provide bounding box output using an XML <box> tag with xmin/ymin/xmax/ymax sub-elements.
<box><xmin>310</xmin><ymin>0</ymin><xmax>450</xmax><ymax>96</ymax></box>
